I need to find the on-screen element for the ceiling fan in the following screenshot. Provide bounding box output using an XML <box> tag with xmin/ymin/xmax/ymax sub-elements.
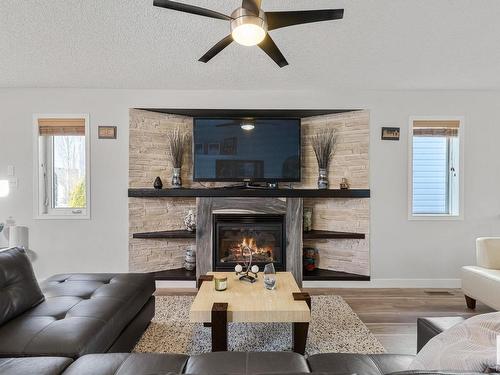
<box><xmin>153</xmin><ymin>0</ymin><xmax>344</xmax><ymax>67</ymax></box>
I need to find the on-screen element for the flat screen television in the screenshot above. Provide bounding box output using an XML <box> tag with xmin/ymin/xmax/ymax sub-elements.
<box><xmin>193</xmin><ymin>118</ymin><xmax>301</xmax><ymax>182</ymax></box>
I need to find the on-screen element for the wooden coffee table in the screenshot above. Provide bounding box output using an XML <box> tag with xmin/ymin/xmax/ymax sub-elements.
<box><xmin>190</xmin><ymin>272</ymin><xmax>311</xmax><ymax>354</ymax></box>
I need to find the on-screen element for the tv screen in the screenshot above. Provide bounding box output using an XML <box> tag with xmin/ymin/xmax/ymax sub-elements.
<box><xmin>193</xmin><ymin>118</ymin><xmax>301</xmax><ymax>182</ymax></box>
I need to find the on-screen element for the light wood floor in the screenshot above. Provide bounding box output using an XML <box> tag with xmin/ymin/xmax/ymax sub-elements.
<box><xmin>156</xmin><ymin>288</ymin><xmax>493</xmax><ymax>355</ymax></box>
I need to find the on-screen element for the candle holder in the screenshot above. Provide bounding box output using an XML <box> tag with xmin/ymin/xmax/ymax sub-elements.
<box><xmin>234</xmin><ymin>245</ymin><xmax>259</xmax><ymax>283</ymax></box>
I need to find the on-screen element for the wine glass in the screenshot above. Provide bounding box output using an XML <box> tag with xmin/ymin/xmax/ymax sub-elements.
<box><xmin>263</xmin><ymin>263</ymin><xmax>277</xmax><ymax>290</ymax></box>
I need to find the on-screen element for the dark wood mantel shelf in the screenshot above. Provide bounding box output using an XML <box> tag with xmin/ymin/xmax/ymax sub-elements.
<box><xmin>128</xmin><ymin>188</ymin><xmax>370</xmax><ymax>199</ymax></box>
<box><xmin>134</xmin><ymin>229</ymin><xmax>364</xmax><ymax>240</ymax></box>
<box><xmin>303</xmin><ymin>230</ymin><xmax>365</xmax><ymax>240</ymax></box>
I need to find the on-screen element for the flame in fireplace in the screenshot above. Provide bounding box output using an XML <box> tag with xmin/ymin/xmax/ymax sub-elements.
<box><xmin>228</xmin><ymin>236</ymin><xmax>274</xmax><ymax>262</ymax></box>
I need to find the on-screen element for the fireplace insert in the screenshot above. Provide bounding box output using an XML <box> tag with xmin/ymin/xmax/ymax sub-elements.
<box><xmin>213</xmin><ymin>214</ymin><xmax>285</xmax><ymax>271</ymax></box>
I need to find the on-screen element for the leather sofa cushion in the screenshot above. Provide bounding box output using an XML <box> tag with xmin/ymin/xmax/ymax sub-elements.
<box><xmin>308</xmin><ymin>353</ymin><xmax>414</xmax><ymax>375</ymax></box>
<box><xmin>185</xmin><ymin>352</ymin><xmax>310</xmax><ymax>375</ymax></box>
<box><xmin>62</xmin><ymin>353</ymin><xmax>188</xmax><ymax>375</ymax></box>
<box><xmin>0</xmin><ymin>357</ymin><xmax>73</xmax><ymax>375</ymax></box>
<box><xmin>0</xmin><ymin>247</ymin><xmax>45</xmax><ymax>325</ymax></box>
<box><xmin>0</xmin><ymin>273</ymin><xmax>154</xmax><ymax>358</ymax></box>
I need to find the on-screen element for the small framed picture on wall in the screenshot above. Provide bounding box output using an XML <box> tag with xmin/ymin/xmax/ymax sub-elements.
<box><xmin>381</xmin><ymin>127</ymin><xmax>400</xmax><ymax>141</ymax></box>
<box><xmin>98</xmin><ymin>126</ymin><xmax>117</xmax><ymax>139</ymax></box>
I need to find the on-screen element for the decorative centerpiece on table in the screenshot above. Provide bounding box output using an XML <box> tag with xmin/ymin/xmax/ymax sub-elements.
<box><xmin>167</xmin><ymin>128</ymin><xmax>188</xmax><ymax>188</ymax></box>
<box><xmin>311</xmin><ymin>129</ymin><xmax>336</xmax><ymax>189</ymax></box>
<box><xmin>234</xmin><ymin>244</ymin><xmax>260</xmax><ymax>283</ymax></box>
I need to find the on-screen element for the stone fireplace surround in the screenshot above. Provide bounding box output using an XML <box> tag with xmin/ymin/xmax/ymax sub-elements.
<box><xmin>196</xmin><ymin>197</ymin><xmax>303</xmax><ymax>285</ymax></box>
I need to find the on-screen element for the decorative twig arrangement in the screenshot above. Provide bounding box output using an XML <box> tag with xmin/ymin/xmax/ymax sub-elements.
<box><xmin>167</xmin><ymin>128</ymin><xmax>188</xmax><ymax>168</ymax></box>
<box><xmin>311</xmin><ymin>129</ymin><xmax>336</xmax><ymax>169</ymax></box>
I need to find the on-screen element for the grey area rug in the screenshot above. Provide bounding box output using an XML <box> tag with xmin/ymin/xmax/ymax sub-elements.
<box><xmin>134</xmin><ymin>295</ymin><xmax>385</xmax><ymax>356</ymax></box>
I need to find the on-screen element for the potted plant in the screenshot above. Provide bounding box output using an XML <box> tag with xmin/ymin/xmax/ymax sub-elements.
<box><xmin>311</xmin><ymin>129</ymin><xmax>336</xmax><ymax>189</ymax></box>
<box><xmin>167</xmin><ymin>128</ymin><xmax>188</xmax><ymax>188</ymax></box>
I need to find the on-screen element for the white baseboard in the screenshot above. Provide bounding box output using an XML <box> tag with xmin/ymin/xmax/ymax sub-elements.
<box><xmin>156</xmin><ymin>279</ymin><xmax>462</xmax><ymax>289</ymax></box>
<box><xmin>303</xmin><ymin>278</ymin><xmax>462</xmax><ymax>289</ymax></box>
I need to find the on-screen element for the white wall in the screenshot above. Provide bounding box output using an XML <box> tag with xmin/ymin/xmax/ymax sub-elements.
<box><xmin>1</xmin><ymin>88</ymin><xmax>499</xmax><ymax>286</ymax></box>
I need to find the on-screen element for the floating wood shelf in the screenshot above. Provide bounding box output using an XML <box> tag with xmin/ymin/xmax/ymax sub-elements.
<box><xmin>153</xmin><ymin>268</ymin><xmax>196</xmax><ymax>281</ymax></box>
<box><xmin>128</xmin><ymin>188</ymin><xmax>370</xmax><ymax>199</ymax></box>
<box><xmin>133</xmin><ymin>230</ymin><xmax>196</xmax><ymax>239</ymax></box>
<box><xmin>303</xmin><ymin>230</ymin><xmax>365</xmax><ymax>240</ymax></box>
<box><xmin>303</xmin><ymin>268</ymin><xmax>370</xmax><ymax>281</ymax></box>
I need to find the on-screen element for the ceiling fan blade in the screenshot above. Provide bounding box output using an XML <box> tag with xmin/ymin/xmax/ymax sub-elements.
<box><xmin>153</xmin><ymin>0</ymin><xmax>232</xmax><ymax>21</ymax></box>
<box><xmin>266</xmin><ymin>9</ymin><xmax>344</xmax><ymax>31</ymax></box>
<box><xmin>258</xmin><ymin>34</ymin><xmax>288</xmax><ymax>68</ymax></box>
<box><xmin>199</xmin><ymin>35</ymin><xmax>233</xmax><ymax>63</ymax></box>
<box><xmin>242</xmin><ymin>0</ymin><xmax>261</xmax><ymax>15</ymax></box>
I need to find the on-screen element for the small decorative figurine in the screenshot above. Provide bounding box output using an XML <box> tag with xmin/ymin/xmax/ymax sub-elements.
<box><xmin>303</xmin><ymin>207</ymin><xmax>313</xmax><ymax>232</ymax></box>
<box><xmin>340</xmin><ymin>177</ymin><xmax>350</xmax><ymax>190</ymax></box>
<box><xmin>303</xmin><ymin>247</ymin><xmax>319</xmax><ymax>271</ymax></box>
<box><xmin>153</xmin><ymin>176</ymin><xmax>163</xmax><ymax>189</ymax></box>
<box><xmin>184</xmin><ymin>210</ymin><xmax>196</xmax><ymax>232</ymax></box>
<box><xmin>183</xmin><ymin>246</ymin><xmax>196</xmax><ymax>271</ymax></box>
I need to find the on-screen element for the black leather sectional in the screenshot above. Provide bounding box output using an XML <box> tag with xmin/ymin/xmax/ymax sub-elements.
<box><xmin>0</xmin><ymin>247</ymin><xmax>479</xmax><ymax>375</ymax></box>
<box><xmin>0</xmin><ymin>247</ymin><xmax>155</xmax><ymax>359</ymax></box>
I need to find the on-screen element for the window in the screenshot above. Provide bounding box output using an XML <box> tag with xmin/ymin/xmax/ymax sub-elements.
<box><xmin>409</xmin><ymin>118</ymin><xmax>463</xmax><ymax>219</ymax></box>
<box><xmin>34</xmin><ymin>115</ymin><xmax>90</xmax><ymax>219</ymax></box>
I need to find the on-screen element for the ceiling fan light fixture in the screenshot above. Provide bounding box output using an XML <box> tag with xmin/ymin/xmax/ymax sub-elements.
<box><xmin>230</xmin><ymin>8</ymin><xmax>267</xmax><ymax>46</ymax></box>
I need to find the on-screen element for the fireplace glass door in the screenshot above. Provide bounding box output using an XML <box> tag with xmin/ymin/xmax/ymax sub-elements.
<box><xmin>213</xmin><ymin>214</ymin><xmax>285</xmax><ymax>271</ymax></box>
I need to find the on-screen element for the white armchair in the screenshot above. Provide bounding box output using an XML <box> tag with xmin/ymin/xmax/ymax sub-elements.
<box><xmin>461</xmin><ymin>237</ymin><xmax>500</xmax><ymax>310</ymax></box>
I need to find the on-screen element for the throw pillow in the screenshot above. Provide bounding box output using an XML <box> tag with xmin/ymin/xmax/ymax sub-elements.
<box><xmin>409</xmin><ymin>312</ymin><xmax>500</xmax><ymax>372</ymax></box>
<box><xmin>0</xmin><ymin>247</ymin><xmax>45</xmax><ymax>325</ymax></box>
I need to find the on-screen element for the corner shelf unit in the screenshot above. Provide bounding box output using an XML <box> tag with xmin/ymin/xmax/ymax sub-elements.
<box><xmin>153</xmin><ymin>268</ymin><xmax>196</xmax><ymax>281</ymax></box>
<box><xmin>303</xmin><ymin>230</ymin><xmax>365</xmax><ymax>240</ymax></box>
<box><xmin>130</xmin><ymin>187</ymin><xmax>371</xmax><ymax>282</ymax></box>
<box><xmin>133</xmin><ymin>230</ymin><xmax>196</xmax><ymax>239</ymax></box>
<box><xmin>303</xmin><ymin>268</ymin><xmax>370</xmax><ymax>281</ymax></box>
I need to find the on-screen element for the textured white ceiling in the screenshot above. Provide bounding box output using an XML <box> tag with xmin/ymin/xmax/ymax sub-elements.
<box><xmin>1</xmin><ymin>0</ymin><xmax>499</xmax><ymax>90</ymax></box>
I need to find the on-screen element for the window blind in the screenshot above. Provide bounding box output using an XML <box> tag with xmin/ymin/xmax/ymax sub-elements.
<box><xmin>413</xmin><ymin>120</ymin><xmax>459</xmax><ymax>138</ymax></box>
<box><xmin>38</xmin><ymin>118</ymin><xmax>85</xmax><ymax>136</ymax></box>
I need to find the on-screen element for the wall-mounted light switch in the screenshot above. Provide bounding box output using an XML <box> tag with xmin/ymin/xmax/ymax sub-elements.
<box><xmin>7</xmin><ymin>165</ymin><xmax>14</xmax><ymax>176</ymax></box>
